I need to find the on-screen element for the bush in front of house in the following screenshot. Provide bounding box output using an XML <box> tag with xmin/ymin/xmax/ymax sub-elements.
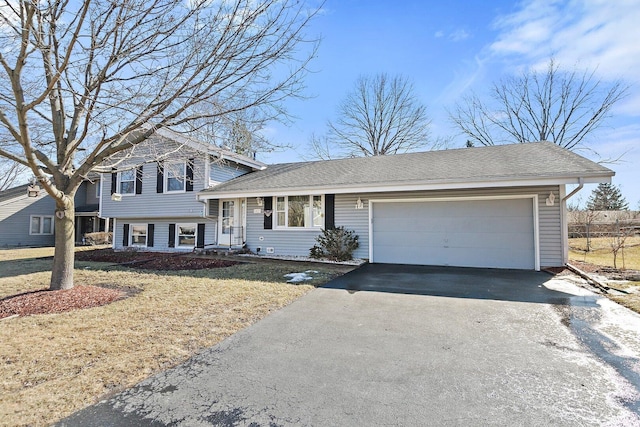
<box><xmin>84</xmin><ymin>232</ymin><xmax>113</xmax><ymax>245</ymax></box>
<box><xmin>310</xmin><ymin>227</ymin><xmax>359</xmax><ymax>261</ymax></box>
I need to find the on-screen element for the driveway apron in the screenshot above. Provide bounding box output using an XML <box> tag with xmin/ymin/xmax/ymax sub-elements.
<box><xmin>58</xmin><ymin>264</ymin><xmax>640</xmax><ymax>426</ymax></box>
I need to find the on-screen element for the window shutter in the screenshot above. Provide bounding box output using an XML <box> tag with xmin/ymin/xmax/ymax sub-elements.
<box><xmin>111</xmin><ymin>170</ymin><xmax>117</xmax><ymax>195</ymax></box>
<box><xmin>122</xmin><ymin>224</ymin><xmax>129</xmax><ymax>247</ymax></box>
<box><xmin>156</xmin><ymin>162</ymin><xmax>164</xmax><ymax>193</ymax></box>
<box><xmin>168</xmin><ymin>223</ymin><xmax>176</xmax><ymax>248</ymax></box>
<box><xmin>147</xmin><ymin>224</ymin><xmax>154</xmax><ymax>247</ymax></box>
<box><xmin>186</xmin><ymin>159</ymin><xmax>194</xmax><ymax>192</ymax></box>
<box><xmin>196</xmin><ymin>223</ymin><xmax>205</xmax><ymax>248</ymax></box>
<box><xmin>325</xmin><ymin>194</ymin><xmax>335</xmax><ymax>230</ymax></box>
<box><xmin>135</xmin><ymin>165</ymin><xmax>143</xmax><ymax>194</ymax></box>
<box><xmin>263</xmin><ymin>196</ymin><xmax>273</xmax><ymax>230</ymax></box>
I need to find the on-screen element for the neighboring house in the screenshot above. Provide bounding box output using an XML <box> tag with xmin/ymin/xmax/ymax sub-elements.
<box><xmin>0</xmin><ymin>178</ymin><xmax>106</xmax><ymax>247</ymax></box>
<box><xmin>100</xmin><ymin>127</ymin><xmax>266</xmax><ymax>253</ymax></box>
<box><xmin>105</xmin><ymin>138</ymin><xmax>613</xmax><ymax>271</ymax></box>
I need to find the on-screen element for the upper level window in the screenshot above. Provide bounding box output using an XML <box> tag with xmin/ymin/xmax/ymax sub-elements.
<box><xmin>30</xmin><ymin>215</ymin><xmax>53</xmax><ymax>235</ymax></box>
<box><xmin>165</xmin><ymin>161</ymin><xmax>186</xmax><ymax>193</ymax></box>
<box><xmin>276</xmin><ymin>195</ymin><xmax>323</xmax><ymax>228</ymax></box>
<box><xmin>95</xmin><ymin>180</ymin><xmax>101</xmax><ymax>198</ymax></box>
<box><xmin>119</xmin><ymin>169</ymin><xmax>135</xmax><ymax>195</ymax></box>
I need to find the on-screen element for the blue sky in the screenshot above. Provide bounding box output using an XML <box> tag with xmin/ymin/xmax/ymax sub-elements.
<box><xmin>261</xmin><ymin>0</ymin><xmax>640</xmax><ymax>208</ymax></box>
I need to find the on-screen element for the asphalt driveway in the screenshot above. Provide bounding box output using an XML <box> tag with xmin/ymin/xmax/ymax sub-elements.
<box><xmin>59</xmin><ymin>264</ymin><xmax>640</xmax><ymax>426</ymax></box>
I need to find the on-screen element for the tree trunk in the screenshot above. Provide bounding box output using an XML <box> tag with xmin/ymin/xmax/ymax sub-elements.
<box><xmin>50</xmin><ymin>200</ymin><xmax>75</xmax><ymax>290</ymax></box>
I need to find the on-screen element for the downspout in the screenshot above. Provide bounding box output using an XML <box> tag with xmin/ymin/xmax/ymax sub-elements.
<box><xmin>562</xmin><ymin>177</ymin><xmax>584</xmax><ymax>202</ymax></box>
<box><xmin>560</xmin><ymin>177</ymin><xmax>584</xmax><ymax>264</ymax></box>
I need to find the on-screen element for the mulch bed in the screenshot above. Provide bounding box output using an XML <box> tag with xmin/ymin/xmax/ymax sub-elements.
<box><xmin>1</xmin><ymin>250</ymin><xmax>239</xmax><ymax>319</ymax></box>
<box><xmin>75</xmin><ymin>249</ymin><xmax>237</xmax><ymax>270</ymax></box>
<box><xmin>0</xmin><ymin>286</ymin><xmax>124</xmax><ymax>319</ymax></box>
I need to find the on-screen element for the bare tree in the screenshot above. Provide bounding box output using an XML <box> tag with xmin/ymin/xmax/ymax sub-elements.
<box><xmin>0</xmin><ymin>159</ymin><xmax>24</xmax><ymax>190</ymax></box>
<box><xmin>312</xmin><ymin>73</ymin><xmax>432</xmax><ymax>158</ymax></box>
<box><xmin>450</xmin><ymin>58</ymin><xmax>627</xmax><ymax>150</ymax></box>
<box><xmin>608</xmin><ymin>220</ymin><xmax>633</xmax><ymax>269</ymax></box>
<box><xmin>0</xmin><ymin>0</ymin><xmax>321</xmax><ymax>290</ymax></box>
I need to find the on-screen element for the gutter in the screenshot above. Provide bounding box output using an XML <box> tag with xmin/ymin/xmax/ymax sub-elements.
<box><xmin>562</xmin><ymin>177</ymin><xmax>584</xmax><ymax>201</ymax></box>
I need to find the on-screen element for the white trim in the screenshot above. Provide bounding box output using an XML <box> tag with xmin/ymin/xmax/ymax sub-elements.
<box><xmin>175</xmin><ymin>223</ymin><xmax>197</xmax><ymax>248</ymax></box>
<box><xmin>130</xmin><ymin>223</ymin><xmax>148</xmax><ymax>247</ymax></box>
<box><xmin>164</xmin><ymin>160</ymin><xmax>187</xmax><ymax>194</ymax></box>
<box><xmin>98</xmin><ymin>174</ymin><xmax>103</xmax><ymax>218</ymax></box>
<box><xmin>559</xmin><ymin>184</ymin><xmax>569</xmax><ymax>264</ymax></box>
<box><xmin>117</xmin><ymin>170</ymin><xmax>136</xmax><ymax>196</ymax></box>
<box><xmin>112</xmin><ymin>218</ymin><xmax>117</xmax><ymax>249</ymax></box>
<box><xmin>368</xmin><ymin>195</ymin><xmax>540</xmax><ymax>271</ymax></box>
<box><xmin>273</xmin><ymin>195</ymin><xmax>324</xmax><ymax>230</ymax></box>
<box><xmin>29</xmin><ymin>215</ymin><xmax>54</xmax><ymax>235</ymax></box>
<box><xmin>197</xmin><ymin>175</ymin><xmax>613</xmax><ymax>200</ymax></box>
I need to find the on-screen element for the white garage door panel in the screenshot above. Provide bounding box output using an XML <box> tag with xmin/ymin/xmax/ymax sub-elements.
<box><xmin>372</xmin><ymin>199</ymin><xmax>535</xmax><ymax>269</ymax></box>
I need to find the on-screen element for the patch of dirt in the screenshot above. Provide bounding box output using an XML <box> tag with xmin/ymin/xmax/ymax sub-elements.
<box><xmin>76</xmin><ymin>249</ymin><xmax>238</xmax><ymax>270</ymax></box>
<box><xmin>0</xmin><ymin>285</ymin><xmax>124</xmax><ymax>319</ymax></box>
<box><xmin>569</xmin><ymin>260</ymin><xmax>640</xmax><ymax>281</ymax></box>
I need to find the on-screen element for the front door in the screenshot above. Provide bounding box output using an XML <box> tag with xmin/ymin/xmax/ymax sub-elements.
<box><xmin>219</xmin><ymin>199</ymin><xmax>243</xmax><ymax>246</ymax></box>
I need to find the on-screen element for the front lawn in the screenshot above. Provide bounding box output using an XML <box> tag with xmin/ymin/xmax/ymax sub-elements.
<box><xmin>568</xmin><ymin>236</ymin><xmax>640</xmax><ymax>270</ymax></box>
<box><xmin>0</xmin><ymin>247</ymin><xmax>354</xmax><ymax>427</ymax></box>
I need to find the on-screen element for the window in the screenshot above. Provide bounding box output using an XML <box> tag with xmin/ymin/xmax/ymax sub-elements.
<box><xmin>275</xmin><ymin>195</ymin><xmax>323</xmax><ymax>228</ymax></box>
<box><xmin>176</xmin><ymin>224</ymin><xmax>196</xmax><ymax>247</ymax></box>
<box><xmin>130</xmin><ymin>224</ymin><xmax>148</xmax><ymax>246</ymax></box>
<box><xmin>165</xmin><ymin>161</ymin><xmax>186</xmax><ymax>192</ymax></box>
<box><xmin>96</xmin><ymin>180</ymin><xmax>101</xmax><ymax>198</ymax></box>
<box><xmin>119</xmin><ymin>169</ymin><xmax>135</xmax><ymax>195</ymax></box>
<box><xmin>30</xmin><ymin>215</ymin><xmax>53</xmax><ymax>235</ymax></box>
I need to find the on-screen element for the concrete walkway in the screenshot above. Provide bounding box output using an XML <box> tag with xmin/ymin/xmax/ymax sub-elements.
<box><xmin>59</xmin><ymin>264</ymin><xmax>640</xmax><ymax>426</ymax></box>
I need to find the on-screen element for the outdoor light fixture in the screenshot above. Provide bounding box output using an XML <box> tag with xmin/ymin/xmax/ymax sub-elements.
<box><xmin>355</xmin><ymin>197</ymin><xmax>364</xmax><ymax>209</ymax></box>
<box><xmin>545</xmin><ymin>191</ymin><xmax>555</xmax><ymax>206</ymax></box>
<box><xmin>256</xmin><ymin>197</ymin><xmax>263</xmax><ymax>206</ymax></box>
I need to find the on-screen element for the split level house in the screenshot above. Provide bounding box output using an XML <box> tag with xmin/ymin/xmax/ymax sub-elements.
<box><xmin>101</xmin><ymin>128</ymin><xmax>614</xmax><ymax>271</ymax></box>
<box><xmin>0</xmin><ymin>176</ymin><xmax>106</xmax><ymax>247</ymax></box>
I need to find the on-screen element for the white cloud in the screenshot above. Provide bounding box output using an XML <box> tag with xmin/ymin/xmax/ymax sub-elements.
<box><xmin>449</xmin><ymin>29</ymin><xmax>470</xmax><ymax>42</ymax></box>
<box><xmin>489</xmin><ymin>0</ymin><xmax>640</xmax><ymax>113</ymax></box>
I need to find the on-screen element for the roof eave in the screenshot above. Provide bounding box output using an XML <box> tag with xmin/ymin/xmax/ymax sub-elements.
<box><xmin>197</xmin><ymin>172</ymin><xmax>614</xmax><ymax>199</ymax></box>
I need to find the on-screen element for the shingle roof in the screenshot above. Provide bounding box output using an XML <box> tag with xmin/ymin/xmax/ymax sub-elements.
<box><xmin>199</xmin><ymin>142</ymin><xmax>614</xmax><ymax>196</ymax></box>
<box><xmin>0</xmin><ymin>184</ymin><xmax>30</xmax><ymax>203</ymax></box>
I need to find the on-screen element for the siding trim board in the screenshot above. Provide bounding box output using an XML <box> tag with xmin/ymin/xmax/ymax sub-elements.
<box><xmin>198</xmin><ymin>177</ymin><xmax>604</xmax><ymax>200</ymax></box>
<box><xmin>369</xmin><ymin>194</ymin><xmax>540</xmax><ymax>270</ymax></box>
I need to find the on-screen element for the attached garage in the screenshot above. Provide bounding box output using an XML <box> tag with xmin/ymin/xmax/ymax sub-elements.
<box><xmin>370</xmin><ymin>197</ymin><xmax>538</xmax><ymax>270</ymax></box>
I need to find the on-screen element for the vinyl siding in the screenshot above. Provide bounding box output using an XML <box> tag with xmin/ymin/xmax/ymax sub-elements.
<box><xmin>0</xmin><ymin>181</ymin><xmax>97</xmax><ymax>247</ymax></box>
<box><xmin>84</xmin><ymin>182</ymin><xmax>100</xmax><ymax>205</ymax></box>
<box><xmin>101</xmin><ymin>160</ymin><xmax>207</xmax><ymax>219</ymax></box>
<box><xmin>210</xmin><ymin>161</ymin><xmax>253</xmax><ymax>184</ymax></box>
<box><xmin>243</xmin><ymin>186</ymin><xmax>563</xmax><ymax>267</ymax></box>
<box><xmin>113</xmin><ymin>218</ymin><xmax>217</xmax><ymax>251</ymax></box>
<box><xmin>245</xmin><ymin>197</ymin><xmax>322</xmax><ymax>257</ymax></box>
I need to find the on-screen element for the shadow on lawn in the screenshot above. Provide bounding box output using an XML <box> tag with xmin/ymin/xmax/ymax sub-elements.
<box><xmin>0</xmin><ymin>248</ymin><xmax>354</xmax><ymax>286</ymax></box>
<box><xmin>0</xmin><ymin>257</ymin><xmax>54</xmax><ymax>279</ymax></box>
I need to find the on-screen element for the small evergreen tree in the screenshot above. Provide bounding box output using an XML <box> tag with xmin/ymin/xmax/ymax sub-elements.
<box><xmin>586</xmin><ymin>183</ymin><xmax>629</xmax><ymax>211</ymax></box>
<box><xmin>310</xmin><ymin>227</ymin><xmax>359</xmax><ymax>261</ymax></box>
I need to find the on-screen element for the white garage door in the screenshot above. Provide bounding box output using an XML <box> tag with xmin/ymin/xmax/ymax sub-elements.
<box><xmin>371</xmin><ymin>198</ymin><xmax>536</xmax><ymax>269</ymax></box>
